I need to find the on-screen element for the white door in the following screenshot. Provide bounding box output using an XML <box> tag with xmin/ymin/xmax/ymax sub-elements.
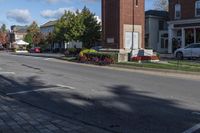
<box><xmin>125</xmin><ymin>32</ymin><xmax>139</xmax><ymax>49</ymax></box>
<box><xmin>133</xmin><ymin>32</ymin><xmax>139</xmax><ymax>49</ymax></box>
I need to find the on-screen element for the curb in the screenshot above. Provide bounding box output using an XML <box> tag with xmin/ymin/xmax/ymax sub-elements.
<box><xmin>111</xmin><ymin>64</ymin><xmax>200</xmax><ymax>76</ymax></box>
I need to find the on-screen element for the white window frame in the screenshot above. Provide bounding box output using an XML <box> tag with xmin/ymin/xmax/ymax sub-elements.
<box><xmin>175</xmin><ymin>4</ymin><xmax>181</xmax><ymax>19</ymax></box>
<box><xmin>195</xmin><ymin>1</ymin><xmax>200</xmax><ymax>17</ymax></box>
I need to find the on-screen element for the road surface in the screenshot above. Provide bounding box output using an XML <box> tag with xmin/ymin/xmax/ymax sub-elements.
<box><xmin>0</xmin><ymin>52</ymin><xmax>200</xmax><ymax>133</ymax></box>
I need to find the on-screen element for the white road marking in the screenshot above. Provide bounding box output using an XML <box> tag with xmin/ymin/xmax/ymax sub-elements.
<box><xmin>6</xmin><ymin>88</ymin><xmax>54</xmax><ymax>95</ymax></box>
<box><xmin>182</xmin><ymin>123</ymin><xmax>200</xmax><ymax>133</ymax></box>
<box><xmin>44</xmin><ymin>58</ymin><xmax>50</xmax><ymax>60</ymax></box>
<box><xmin>0</xmin><ymin>72</ymin><xmax>15</xmax><ymax>75</ymax></box>
<box><xmin>56</xmin><ymin>84</ymin><xmax>75</xmax><ymax>90</ymax></box>
<box><xmin>6</xmin><ymin>85</ymin><xmax>75</xmax><ymax>95</ymax></box>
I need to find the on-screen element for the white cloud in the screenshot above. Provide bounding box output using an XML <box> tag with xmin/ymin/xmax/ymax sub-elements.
<box><xmin>24</xmin><ymin>0</ymin><xmax>99</xmax><ymax>4</ymax></box>
<box><xmin>46</xmin><ymin>0</ymin><xmax>69</xmax><ymax>3</ymax></box>
<box><xmin>41</xmin><ymin>7</ymin><xmax>74</xmax><ymax>19</ymax></box>
<box><xmin>7</xmin><ymin>9</ymin><xmax>32</xmax><ymax>24</ymax></box>
<box><xmin>45</xmin><ymin>0</ymin><xmax>99</xmax><ymax>4</ymax></box>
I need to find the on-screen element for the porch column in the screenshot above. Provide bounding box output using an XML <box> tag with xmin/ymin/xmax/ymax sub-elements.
<box><xmin>194</xmin><ymin>28</ymin><xmax>196</xmax><ymax>43</ymax></box>
<box><xmin>181</xmin><ymin>28</ymin><xmax>185</xmax><ymax>48</ymax></box>
<box><xmin>168</xmin><ymin>24</ymin><xmax>173</xmax><ymax>53</ymax></box>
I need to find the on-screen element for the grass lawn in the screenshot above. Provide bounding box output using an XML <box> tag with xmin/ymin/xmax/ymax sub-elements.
<box><xmin>61</xmin><ymin>55</ymin><xmax>200</xmax><ymax>73</ymax></box>
<box><xmin>61</xmin><ymin>56</ymin><xmax>78</xmax><ymax>62</ymax></box>
<box><xmin>112</xmin><ymin>60</ymin><xmax>200</xmax><ymax>73</ymax></box>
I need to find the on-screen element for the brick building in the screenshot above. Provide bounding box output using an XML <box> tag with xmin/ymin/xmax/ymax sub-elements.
<box><xmin>102</xmin><ymin>0</ymin><xmax>145</xmax><ymax>54</ymax></box>
<box><xmin>168</xmin><ymin>0</ymin><xmax>200</xmax><ymax>53</ymax></box>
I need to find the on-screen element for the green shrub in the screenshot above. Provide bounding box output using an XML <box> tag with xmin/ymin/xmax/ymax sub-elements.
<box><xmin>79</xmin><ymin>49</ymin><xmax>97</xmax><ymax>57</ymax></box>
<box><xmin>68</xmin><ymin>48</ymin><xmax>76</xmax><ymax>53</ymax></box>
<box><xmin>81</xmin><ymin>52</ymin><xmax>118</xmax><ymax>65</ymax></box>
<box><xmin>64</xmin><ymin>48</ymin><xmax>82</xmax><ymax>57</ymax></box>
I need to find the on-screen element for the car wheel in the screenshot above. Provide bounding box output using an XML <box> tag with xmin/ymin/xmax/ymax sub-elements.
<box><xmin>176</xmin><ymin>52</ymin><xmax>183</xmax><ymax>60</ymax></box>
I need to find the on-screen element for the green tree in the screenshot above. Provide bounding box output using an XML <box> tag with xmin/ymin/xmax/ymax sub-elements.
<box><xmin>54</xmin><ymin>11</ymin><xmax>84</xmax><ymax>43</ymax></box>
<box><xmin>79</xmin><ymin>6</ymin><xmax>101</xmax><ymax>48</ymax></box>
<box><xmin>54</xmin><ymin>11</ymin><xmax>69</xmax><ymax>43</ymax></box>
<box><xmin>24</xmin><ymin>21</ymin><xmax>40</xmax><ymax>46</ymax></box>
<box><xmin>33</xmin><ymin>32</ymin><xmax>45</xmax><ymax>46</ymax></box>
<box><xmin>0</xmin><ymin>24</ymin><xmax>7</xmax><ymax>33</ymax></box>
<box><xmin>46</xmin><ymin>32</ymin><xmax>54</xmax><ymax>45</ymax></box>
<box><xmin>154</xmin><ymin>0</ymin><xmax>168</xmax><ymax>11</ymax></box>
<box><xmin>24</xmin><ymin>33</ymin><xmax>33</xmax><ymax>44</ymax></box>
<box><xmin>54</xmin><ymin>7</ymin><xmax>101</xmax><ymax>48</ymax></box>
<box><xmin>27</xmin><ymin>21</ymin><xmax>40</xmax><ymax>34</ymax></box>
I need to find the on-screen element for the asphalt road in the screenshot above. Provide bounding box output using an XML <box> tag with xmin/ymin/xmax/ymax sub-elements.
<box><xmin>0</xmin><ymin>52</ymin><xmax>200</xmax><ymax>133</ymax></box>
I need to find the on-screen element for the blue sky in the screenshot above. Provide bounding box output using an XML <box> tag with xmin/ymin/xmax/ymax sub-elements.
<box><xmin>0</xmin><ymin>0</ymin><xmax>154</xmax><ymax>29</ymax></box>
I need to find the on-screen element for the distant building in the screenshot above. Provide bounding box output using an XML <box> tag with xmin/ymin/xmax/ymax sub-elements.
<box><xmin>168</xmin><ymin>0</ymin><xmax>200</xmax><ymax>53</ymax></box>
<box><xmin>10</xmin><ymin>25</ymin><xmax>28</xmax><ymax>43</ymax></box>
<box><xmin>40</xmin><ymin>20</ymin><xmax>57</xmax><ymax>35</ymax></box>
<box><xmin>94</xmin><ymin>16</ymin><xmax>101</xmax><ymax>24</ymax></box>
<box><xmin>40</xmin><ymin>20</ymin><xmax>82</xmax><ymax>52</ymax></box>
<box><xmin>145</xmin><ymin>10</ymin><xmax>169</xmax><ymax>53</ymax></box>
<box><xmin>8</xmin><ymin>25</ymin><xmax>28</xmax><ymax>49</ymax></box>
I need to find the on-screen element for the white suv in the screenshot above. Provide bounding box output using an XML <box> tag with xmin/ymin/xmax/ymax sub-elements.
<box><xmin>175</xmin><ymin>43</ymin><xmax>200</xmax><ymax>59</ymax></box>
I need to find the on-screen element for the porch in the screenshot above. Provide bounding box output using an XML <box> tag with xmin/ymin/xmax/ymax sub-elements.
<box><xmin>168</xmin><ymin>19</ymin><xmax>200</xmax><ymax>53</ymax></box>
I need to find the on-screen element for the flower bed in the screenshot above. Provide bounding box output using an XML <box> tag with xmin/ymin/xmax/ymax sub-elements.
<box><xmin>132</xmin><ymin>56</ymin><xmax>159</xmax><ymax>62</ymax></box>
<box><xmin>79</xmin><ymin>52</ymin><xmax>118</xmax><ymax>65</ymax></box>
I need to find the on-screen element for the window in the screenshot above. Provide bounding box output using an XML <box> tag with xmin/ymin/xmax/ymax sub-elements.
<box><xmin>196</xmin><ymin>44</ymin><xmax>200</xmax><ymax>48</ymax></box>
<box><xmin>196</xmin><ymin>1</ymin><xmax>200</xmax><ymax>16</ymax></box>
<box><xmin>177</xmin><ymin>30</ymin><xmax>182</xmax><ymax>37</ymax></box>
<box><xmin>196</xmin><ymin>28</ymin><xmax>200</xmax><ymax>43</ymax></box>
<box><xmin>175</xmin><ymin>4</ymin><xmax>181</xmax><ymax>19</ymax></box>
<box><xmin>136</xmin><ymin>0</ymin><xmax>138</xmax><ymax>6</ymax></box>
<box><xmin>159</xmin><ymin>21</ymin><xmax>164</xmax><ymax>30</ymax></box>
<box><xmin>193</xmin><ymin>44</ymin><xmax>200</xmax><ymax>48</ymax></box>
<box><xmin>160</xmin><ymin>33</ymin><xmax>168</xmax><ymax>49</ymax></box>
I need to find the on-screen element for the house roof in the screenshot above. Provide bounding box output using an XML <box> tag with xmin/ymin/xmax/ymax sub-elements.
<box><xmin>11</xmin><ymin>25</ymin><xmax>28</xmax><ymax>33</ymax></box>
<box><xmin>40</xmin><ymin>20</ymin><xmax>57</xmax><ymax>28</ymax></box>
<box><xmin>145</xmin><ymin>10</ymin><xmax>169</xmax><ymax>18</ymax></box>
<box><xmin>15</xmin><ymin>28</ymin><xmax>27</xmax><ymax>33</ymax></box>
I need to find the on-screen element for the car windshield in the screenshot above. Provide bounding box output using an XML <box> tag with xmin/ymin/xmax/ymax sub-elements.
<box><xmin>185</xmin><ymin>44</ymin><xmax>200</xmax><ymax>48</ymax></box>
<box><xmin>185</xmin><ymin>44</ymin><xmax>195</xmax><ymax>48</ymax></box>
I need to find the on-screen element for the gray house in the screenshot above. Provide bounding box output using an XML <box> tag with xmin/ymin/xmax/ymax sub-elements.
<box><xmin>145</xmin><ymin>10</ymin><xmax>169</xmax><ymax>53</ymax></box>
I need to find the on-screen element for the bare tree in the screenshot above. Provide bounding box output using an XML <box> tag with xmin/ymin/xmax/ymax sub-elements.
<box><xmin>153</xmin><ymin>0</ymin><xmax>169</xmax><ymax>11</ymax></box>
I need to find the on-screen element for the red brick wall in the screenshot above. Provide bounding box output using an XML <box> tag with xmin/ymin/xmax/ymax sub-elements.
<box><xmin>102</xmin><ymin>0</ymin><xmax>145</xmax><ymax>49</ymax></box>
<box><xmin>169</xmin><ymin>0</ymin><xmax>197</xmax><ymax>20</ymax></box>
<box><xmin>102</xmin><ymin>0</ymin><xmax>120</xmax><ymax>49</ymax></box>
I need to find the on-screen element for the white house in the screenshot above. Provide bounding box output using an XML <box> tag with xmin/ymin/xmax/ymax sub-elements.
<box><xmin>145</xmin><ymin>10</ymin><xmax>169</xmax><ymax>53</ymax></box>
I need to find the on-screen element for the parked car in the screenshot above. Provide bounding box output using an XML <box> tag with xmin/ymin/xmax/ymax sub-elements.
<box><xmin>0</xmin><ymin>46</ymin><xmax>4</xmax><ymax>51</ymax></box>
<box><xmin>175</xmin><ymin>43</ymin><xmax>200</xmax><ymax>59</ymax></box>
<box><xmin>29</xmin><ymin>47</ymin><xmax>41</xmax><ymax>53</ymax></box>
<box><xmin>0</xmin><ymin>44</ymin><xmax>4</xmax><ymax>51</ymax></box>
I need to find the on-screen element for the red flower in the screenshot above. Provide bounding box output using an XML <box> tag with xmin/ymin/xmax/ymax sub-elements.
<box><xmin>132</xmin><ymin>56</ymin><xmax>159</xmax><ymax>61</ymax></box>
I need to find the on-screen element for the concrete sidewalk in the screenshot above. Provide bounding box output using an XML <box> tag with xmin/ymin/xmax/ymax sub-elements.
<box><xmin>0</xmin><ymin>95</ymin><xmax>111</xmax><ymax>133</ymax></box>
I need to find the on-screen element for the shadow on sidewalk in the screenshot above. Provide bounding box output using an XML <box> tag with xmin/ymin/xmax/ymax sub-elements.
<box><xmin>0</xmin><ymin>75</ymin><xmax>200</xmax><ymax>133</ymax></box>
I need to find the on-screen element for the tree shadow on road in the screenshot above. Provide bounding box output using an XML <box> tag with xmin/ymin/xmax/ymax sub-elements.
<box><xmin>0</xmin><ymin>75</ymin><xmax>200</xmax><ymax>133</ymax></box>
